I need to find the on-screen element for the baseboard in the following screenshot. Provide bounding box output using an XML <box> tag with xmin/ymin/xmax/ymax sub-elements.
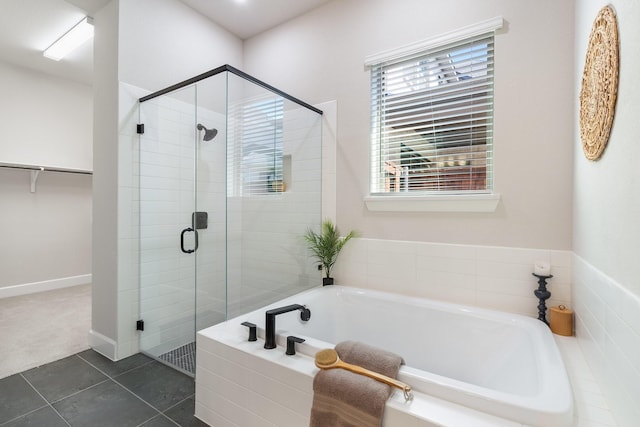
<box><xmin>88</xmin><ymin>329</ymin><xmax>117</xmax><ymax>361</ymax></box>
<box><xmin>0</xmin><ymin>274</ymin><xmax>92</xmax><ymax>299</ymax></box>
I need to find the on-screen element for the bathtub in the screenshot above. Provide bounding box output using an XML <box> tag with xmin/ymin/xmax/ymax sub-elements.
<box><xmin>195</xmin><ymin>286</ymin><xmax>573</xmax><ymax>426</ymax></box>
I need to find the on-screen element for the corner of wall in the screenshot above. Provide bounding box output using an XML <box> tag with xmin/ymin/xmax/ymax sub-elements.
<box><xmin>88</xmin><ymin>329</ymin><xmax>117</xmax><ymax>360</ymax></box>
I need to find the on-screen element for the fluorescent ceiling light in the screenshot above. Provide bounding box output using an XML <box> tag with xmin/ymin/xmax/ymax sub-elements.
<box><xmin>43</xmin><ymin>17</ymin><xmax>94</xmax><ymax>61</ymax></box>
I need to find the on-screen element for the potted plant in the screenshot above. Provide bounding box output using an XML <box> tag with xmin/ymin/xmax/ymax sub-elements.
<box><xmin>304</xmin><ymin>219</ymin><xmax>357</xmax><ymax>286</ymax></box>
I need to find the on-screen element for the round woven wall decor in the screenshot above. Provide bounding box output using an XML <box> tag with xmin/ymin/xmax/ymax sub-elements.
<box><xmin>579</xmin><ymin>5</ymin><xmax>619</xmax><ymax>161</ymax></box>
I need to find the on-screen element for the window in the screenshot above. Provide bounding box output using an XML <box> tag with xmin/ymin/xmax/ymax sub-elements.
<box><xmin>368</xmin><ymin>24</ymin><xmax>499</xmax><ymax>198</ymax></box>
<box><xmin>228</xmin><ymin>97</ymin><xmax>284</xmax><ymax>196</ymax></box>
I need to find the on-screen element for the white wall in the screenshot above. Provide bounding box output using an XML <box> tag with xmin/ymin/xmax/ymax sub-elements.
<box><xmin>573</xmin><ymin>1</ymin><xmax>640</xmax><ymax>425</ymax></box>
<box><xmin>573</xmin><ymin>0</ymin><xmax>640</xmax><ymax>297</ymax></box>
<box><xmin>0</xmin><ymin>169</ymin><xmax>92</xmax><ymax>288</ymax></box>
<box><xmin>0</xmin><ymin>61</ymin><xmax>93</xmax><ymax>170</ymax></box>
<box><xmin>243</xmin><ymin>0</ymin><xmax>575</xmax><ymax>250</ymax></box>
<box><xmin>91</xmin><ymin>0</ymin><xmax>120</xmax><ymax>353</ymax></box>
<box><xmin>0</xmin><ymin>61</ymin><xmax>92</xmax><ymax>293</ymax></box>
<box><xmin>231</xmin><ymin>104</ymin><xmax>322</xmax><ymax>317</ymax></box>
<box><xmin>118</xmin><ymin>0</ymin><xmax>243</xmax><ymax>91</ymax></box>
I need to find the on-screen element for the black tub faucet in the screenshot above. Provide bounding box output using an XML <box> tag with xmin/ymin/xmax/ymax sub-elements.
<box><xmin>264</xmin><ymin>304</ymin><xmax>311</xmax><ymax>349</ymax></box>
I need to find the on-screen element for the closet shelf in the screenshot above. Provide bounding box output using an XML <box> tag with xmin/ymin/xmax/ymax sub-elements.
<box><xmin>0</xmin><ymin>161</ymin><xmax>92</xmax><ymax>192</ymax></box>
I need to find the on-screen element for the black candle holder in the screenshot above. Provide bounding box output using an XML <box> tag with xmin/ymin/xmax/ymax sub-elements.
<box><xmin>532</xmin><ymin>273</ymin><xmax>553</xmax><ymax>325</ymax></box>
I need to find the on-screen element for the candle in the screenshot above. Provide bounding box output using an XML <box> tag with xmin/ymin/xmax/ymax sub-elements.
<box><xmin>534</xmin><ymin>261</ymin><xmax>551</xmax><ymax>276</ymax></box>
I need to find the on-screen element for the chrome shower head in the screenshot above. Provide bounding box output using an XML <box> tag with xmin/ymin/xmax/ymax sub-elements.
<box><xmin>197</xmin><ymin>123</ymin><xmax>218</xmax><ymax>141</ymax></box>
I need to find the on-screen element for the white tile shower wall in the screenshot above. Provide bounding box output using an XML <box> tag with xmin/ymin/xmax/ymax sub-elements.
<box><xmin>138</xmin><ymin>94</ymin><xmax>194</xmax><ymax>356</ymax></box>
<box><xmin>333</xmin><ymin>238</ymin><xmax>572</xmax><ymax>318</ymax></box>
<box><xmin>136</xmin><ymin>91</ymin><xmax>227</xmax><ymax>356</ymax></box>
<box><xmin>230</xmin><ymin>106</ymin><xmax>322</xmax><ymax>317</ymax></box>
<box><xmin>573</xmin><ymin>254</ymin><xmax>640</xmax><ymax>426</ymax></box>
<box><xmin>318</xmin><ymin>100</ymin><xmax>337</xmax><ymax>222</ymax></box>
<box><xmin>195</xmin><ymin>106</ymin><xmax>227</xmax><ymax>331</ymax></box>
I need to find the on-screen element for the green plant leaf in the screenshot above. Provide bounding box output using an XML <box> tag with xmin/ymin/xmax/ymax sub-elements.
<box><xmin>303</xmin><ymin>219</ymin><xmax>357</xmax><ymax>278</ymax></box>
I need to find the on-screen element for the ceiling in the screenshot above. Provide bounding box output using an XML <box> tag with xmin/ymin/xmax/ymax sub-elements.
<box><xmin>0</xmin><ymin>0</ymin><xmax>330</xmax><ymax>85</ymax></box>
<box><xmin>180</xmin><ymin>0</ymin><xmax>331</xmax><ymax>40</ymax></box>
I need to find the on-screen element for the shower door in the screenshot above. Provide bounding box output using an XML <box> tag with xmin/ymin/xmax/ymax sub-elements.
<box><xmin>137</xmin><ymin>77</ymin><xmax>227</xmax><ymax>374</ymax></box>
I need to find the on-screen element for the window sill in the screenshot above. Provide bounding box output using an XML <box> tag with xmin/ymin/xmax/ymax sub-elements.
<box><xmin>364</xmin><ymin>193</ymin><xmax>501</xmax><ymax>213</ymax></box>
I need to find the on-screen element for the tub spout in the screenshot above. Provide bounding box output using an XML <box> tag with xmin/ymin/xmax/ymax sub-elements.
<box><xmin>264</xmin><ymin>304</ymin><xmax>311</xmax><ymax>349</ymax></box>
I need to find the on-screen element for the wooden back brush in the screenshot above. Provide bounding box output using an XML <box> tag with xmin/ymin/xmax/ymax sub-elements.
<box><xmin>315</xmin><ymin>348</ymin><xmax>413</xmax><ymax>400</ymax></box>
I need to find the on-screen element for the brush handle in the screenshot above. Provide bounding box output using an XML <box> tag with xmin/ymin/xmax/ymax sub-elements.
<box><xmin>338</xmin><ymin>360</ymin><xmax>413</xmax><ymax>400</ymax></box>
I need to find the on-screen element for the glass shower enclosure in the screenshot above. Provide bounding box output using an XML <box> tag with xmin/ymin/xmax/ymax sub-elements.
<box><xmin>137</xmin><ymin>65</ymin><xmax>322</xmax><ymax>375</ymax></box>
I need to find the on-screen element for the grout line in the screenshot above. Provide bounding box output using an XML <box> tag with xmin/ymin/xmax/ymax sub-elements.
<box><xmin>135</xmin><ymin>413</ymin><xmax>181</xmax><ymax>427</ymax></box>
<box><xmin>162</xmin><ymin>393</ymin><xmax>196</xmax><ymax>414</ymax></box>
<box><xmin>135</xmin><ymin>412</ymin><xmax>180</xmax><ymax>427</ymax></box>
<box><xmin>17</xmin><ymin>373</ymin><xmax>72</xmax><ymax>427</ymax></box>
<box><xmin>17</xmin><ymin>354</ymin><xmax>184</xmax><ymax>427</ymax></box>
<box><xmin>0</xmin><ymin>402</ymin><xmax>50</xmax><ymax>427</ymax></box>
<box><xmin>49</xmin><ymin>378</ymin><xmax>113</xmax><ymax>405</ymax></box>
<box><xmin>76</xmin><ymin>350</ymin><xmax>155</xmax><ymax>380</ymax></box>
<box><xmin>109</xmin><ymin>369</ymin><xmax>175</xmax><ymax>418</ymax></box>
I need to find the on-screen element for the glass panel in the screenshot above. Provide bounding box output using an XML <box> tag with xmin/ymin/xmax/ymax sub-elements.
<box><xmin>194</xmin><ymin>73</ymin><xmax>228</xmax><ymax>332</ymax></box>
<box><xmin>138</xmin><ymin>85</ymin><xmax>197</xmax><ymax>365</ymax></box>
<box><xmin>137</xmin><ymin>67</ymin><xmax>323</xmax><ymax>375</ymax></box>
<box><xmin>226</xmin><ymin>73</ymin><xmax>322</xmax><ymax>319</ymax></box>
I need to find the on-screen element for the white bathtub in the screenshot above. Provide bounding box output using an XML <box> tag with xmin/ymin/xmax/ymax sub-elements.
<box><xmin>196</xmin><ymin>286</ymin><xmax>573</xmax><ymax>426</ymax></box>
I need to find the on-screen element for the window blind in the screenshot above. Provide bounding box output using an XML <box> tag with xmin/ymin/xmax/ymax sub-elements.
<box><xmin>370</xmin><ymin>33</ymin><xmax>494</xmax><ymax>195</ymax></box>
<box><xmin>228</xmin><ymin>97</ymin><xmax>284</xmax><ymax>195</ymax></box>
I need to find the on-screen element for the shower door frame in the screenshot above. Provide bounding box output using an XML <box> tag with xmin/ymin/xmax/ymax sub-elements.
<box><xmin>139</xmin><ymin>64</ymin><xmax>322</xmax><ymax>116</ymax></box>
<box><xmin>137</xmin><ymin>83</ymin><xmax>202</xmax><ymax>374</ymax></box>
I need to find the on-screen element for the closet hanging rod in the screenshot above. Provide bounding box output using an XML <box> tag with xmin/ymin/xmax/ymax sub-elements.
<box><xmin>0</xmin><ymin>162</ymin><xmax>92</xmax><ymax>175</ymax></box>
<box><xmin>1</xmin><ymin>162</ymin><xmax>92</xmax><ymax>192</ymax></box>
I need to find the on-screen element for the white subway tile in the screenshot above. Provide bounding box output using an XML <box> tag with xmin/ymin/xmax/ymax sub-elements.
<box><xmin>414</xmin><ymin>242</ymin><xmax>477</xmax><ymax>259</ymax></box>
<box><xmin>476</xmin><ymin>291</ymin><xmax>536</xmax><ymax>316</ymax></box>
<box><xmin>476</xmin><ymin>245</ymin><xmax>548</xmax><ymax>264</ymax></box>
<box><xmin>476</xmin><ymin>260</ymin><xmax>536</xmax><ymax>281</ymax></box>
<box><xmin>477</xmin><ymin>277</ymin><xmax>533</xmax><ymax>297</ymax></box>
<box><xmin>433</xmin><ymin>271</ymin><xmax>476</xmax><ymax>290</ymax></box>
<box><xmin>605</xmin><ymin>313</ymin><xmax>640</xmax><ymax>376</ymax></box>
<box><xmin>575</xmin><ymin>403</ymin><xmax>617</xmax><ymax>426</ymax></box>
<box><xmin>417</xmin><ymin>255</ymin><xmax>476</xmax><ymax>276</ymax></box>
<box><xmin>422</xmin><ymin>283</ymin><xmax>477</xmax><ymax>306</ymax></box>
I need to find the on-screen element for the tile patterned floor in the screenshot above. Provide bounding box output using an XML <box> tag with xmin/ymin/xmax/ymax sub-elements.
<box><xmin>159</xmin><ymin>343</ymin><xmax>195</xmax><ymax>375</ymax></box>
<box><xmin>0</xmin><ymin>349</ymin><xmax>207</xmax><ymax>427</ymax></box>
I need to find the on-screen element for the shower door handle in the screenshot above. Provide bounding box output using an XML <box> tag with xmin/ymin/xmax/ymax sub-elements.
<box><xmin>180</xmin><ymin>227</ymin><xmax>198</xmax><ymax>254</ymax></box>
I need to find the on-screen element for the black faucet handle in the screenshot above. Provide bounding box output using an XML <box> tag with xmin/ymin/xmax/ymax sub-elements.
<box><xmin>241</xmin><ymin>321</ymin><xmax>257</xmax><ymax>342</ymax></box>
<box><xmin>300</xmin><ymin>306</ymin><xmax>311</xmax><ymax>321</ymax></box>
<box><xmin>286</xmin><ymin>336</ymin><xmax>305</xmax><ymax>355</ymax></box>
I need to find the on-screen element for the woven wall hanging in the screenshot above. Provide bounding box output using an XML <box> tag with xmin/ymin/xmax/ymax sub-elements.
<box><xmin>579</xmin><ymin>5</ymin><xmax>619</xmax><ymax>161</ymax></box>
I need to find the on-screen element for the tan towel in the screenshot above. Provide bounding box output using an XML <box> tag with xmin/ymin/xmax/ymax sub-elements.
<box><xmin>309</xmin><ymin>341</ymin><xmax>404</xmax><ymax>427</ymax></box>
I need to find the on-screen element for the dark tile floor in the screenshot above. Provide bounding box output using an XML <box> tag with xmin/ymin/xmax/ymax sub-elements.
<box><xmin>0</xmin><ymin>350</ymin><xmax>207</xmax><ymax>427</ymax></box>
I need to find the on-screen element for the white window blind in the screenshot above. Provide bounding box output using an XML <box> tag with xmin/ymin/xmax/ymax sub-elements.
<box><xmin>228</xmin><ymin>97</ymin><xmax>284</xmax><ymax>196</ymax></box>
<box><xmin>370</xmin><ymin>32</ymin><xmax>495</xmax><ymax>195</ymax></box>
